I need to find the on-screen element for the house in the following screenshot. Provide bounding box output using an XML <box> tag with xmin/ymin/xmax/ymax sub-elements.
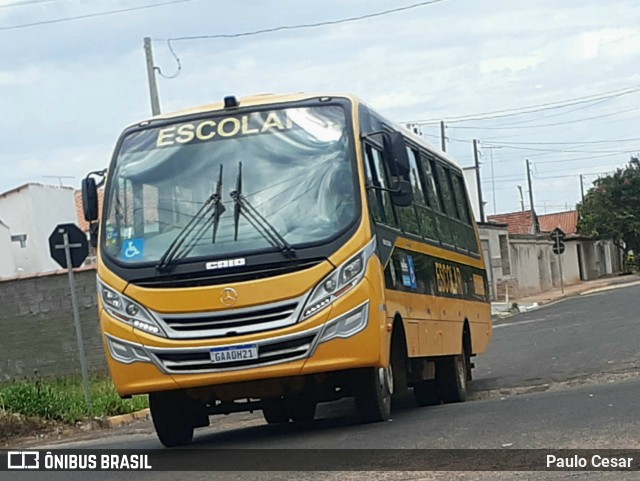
<box><xmin>481</xmin><ymin>209</ymin><xmax>623</xmax><ymax>299</ymax></box>
<box><xmin>538</xmin><ymin>210</ymin><xmax>622</xmax><ymax>281</ymax></box>
<box><xmin>0</xmin><ymin>218</ymin><xmax>16</xmax><ymax>276</ymax></box>
<box><xmin>487</xmin><ymin>210</ymin><xmax>539</xmax><ymax>235</ymax></box>
<box><xmin>0</xmin><ymin>183</ymin><xmax>78</xmax><ymax>276</ymax></box>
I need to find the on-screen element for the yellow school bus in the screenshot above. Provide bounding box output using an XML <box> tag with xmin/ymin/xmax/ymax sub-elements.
<box><xmin>82</xmin><ymin>93</ymin><xmax>492</xmax><ymax>447</ymax></box>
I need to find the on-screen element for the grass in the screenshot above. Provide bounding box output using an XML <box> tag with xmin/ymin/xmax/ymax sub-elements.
<box><xmin>0</xmin><ymin>375</ymin><xmax>148</xmax><ymax>425</ymax></box>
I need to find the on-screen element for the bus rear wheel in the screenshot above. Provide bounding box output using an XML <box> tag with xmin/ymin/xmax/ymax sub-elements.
<box><xmin>436</xmin><ymin>351</ymin><xmax>468</xmax><ymax>403</ymax></box>
<box><xmin>150</xmin><ymin>391</ymin><xmax>199</xmax><ymax>447</ymax></box>
<box><xmin>413</xmin><ymin>379</ymin><xmax>441</xmax><ymax>406</ymax></box>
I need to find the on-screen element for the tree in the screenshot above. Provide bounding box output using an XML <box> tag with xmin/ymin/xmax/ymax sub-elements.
<box><xmin>578</xmin><ymin>157</ymin><xmax>640</xmax><ymax>257</ymax></box>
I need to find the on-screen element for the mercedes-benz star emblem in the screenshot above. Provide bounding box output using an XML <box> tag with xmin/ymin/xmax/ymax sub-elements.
<box><xmin>220</xmin><ymin>287</ymin><xmax>238</xmax><ymax>306</ymax></box>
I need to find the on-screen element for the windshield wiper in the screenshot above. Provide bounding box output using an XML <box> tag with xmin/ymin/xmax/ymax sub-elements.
<box><xmin>156</xmin><ymin>164</ymin><xmax>225</xmax><ymax>272</ymax></box>
<box><xmin>230</xmin><ymin>161</ymin><xmax>296</xmax><ymax>258</ymax></box>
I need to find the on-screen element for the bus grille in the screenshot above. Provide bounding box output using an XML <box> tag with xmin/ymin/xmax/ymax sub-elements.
<box><xmin>147</xmin><ymin>333</ymin><xmax>317</xmax><ymax>373</ymax></box>
<box><xmin>157</xmin><ymin>300</ymin><xmax>302</xmax><ymax>339</ymax></box>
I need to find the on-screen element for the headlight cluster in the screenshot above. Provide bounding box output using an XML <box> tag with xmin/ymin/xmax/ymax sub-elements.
<box><xmin>98</xmin><ymin>280</ymin><xmax>166</xmax><ymax>337</ymax></box>
<box><xmin>301</xmin><ymin>239</ymin><xmax>375</xmax><ymax>319</ymax></box>
<box><xmin>318</xmin><ymin>301</ymin><xmax>369</xmax><ymax>344</ymax></box>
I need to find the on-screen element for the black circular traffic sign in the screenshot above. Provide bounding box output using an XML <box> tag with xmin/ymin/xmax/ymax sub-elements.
<box><xmin>552</xmin><ymin>242</ymin><xmax>566</xmax><ymax>255</ymax></box>
<box><xmin>48</xmin><ymin>223</ymin><xmax>89</xmax><ymax>269</ymax></box>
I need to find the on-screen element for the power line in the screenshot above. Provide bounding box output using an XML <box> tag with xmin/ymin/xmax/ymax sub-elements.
<box><xmin>0</xmin><ymin>0</ymin><xmax>194</xmax><ymax>31</ymax></box>
<box><xmin>0</xmin><ymin>0</ymin><xmax>61</xmax><ymax>8</ymax></box>
<box><xmin>454</xmin><ymin>105</ymin><xmax>640</xmax><ymax>130</ymax></box>
<box><xmin>520</xmin><ymin>151</ymin><xmax>635</xmax><ymax>165</ymax></box>
<box><xmin>161</xmin><ymin>0</ymin><xmax>448</xmax><ymax>44</ymax></box>
<box><xmin>482</xmin><ymin>144</ymin><xmax>638</xmax><ymax>154</ymax></box>
<box><xmin>406</xmin><ymin>85</ymin><xmax>640</xmax><ymax>124</ymax></box>
<box><xmin>484</xmin><ymin>137</ymin><xmax>640</xmax><ymax>146</ymax></box>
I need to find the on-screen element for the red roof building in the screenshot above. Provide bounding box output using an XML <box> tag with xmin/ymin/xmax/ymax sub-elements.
<box><xmin>538</xmin><ymin>210</ymin><xmax>579</xmax><ymax>236</ymax></box>
<box><xmin>487</xmin><ymin>210</ymin><xmax>538</xmax><ymax>235</ymax></box>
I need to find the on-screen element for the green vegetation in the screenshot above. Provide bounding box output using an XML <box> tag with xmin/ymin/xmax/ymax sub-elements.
<box><xmin>0</xmin><ymin>375</ymin><xmax>147</xmax><ymax>425</ymax></box>
<box><xmin>578</xmin><ymin>157</ymin><xmax>640</xmax><ymax>263</ymax></box>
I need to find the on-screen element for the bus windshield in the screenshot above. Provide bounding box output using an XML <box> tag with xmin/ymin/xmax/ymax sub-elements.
<box><xmin>102</xmin><ymin>105</ymin><xmax>357</xmax><ymax>265</ymax></box>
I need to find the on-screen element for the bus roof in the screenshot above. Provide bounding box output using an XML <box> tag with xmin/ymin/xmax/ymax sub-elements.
<box><xmin>138</xmin><ymin>92</ymin><xmax>462</xmax><ymax>170</ymax></box>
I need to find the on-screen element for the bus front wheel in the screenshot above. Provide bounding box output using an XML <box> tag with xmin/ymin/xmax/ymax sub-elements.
<box><xmin>262</xmin><ymin>397</ymin><xmax>289</xmax><ymax>424</ymax></box>
<box><xmin>354</xmin><ymin>365</ymin><xmax>393</xmax><ymax>423</ymax></box>
<box><xmin>150</xmin><ymin>391</ymin><xmax>201</xmax><ymax>447</ymax></box>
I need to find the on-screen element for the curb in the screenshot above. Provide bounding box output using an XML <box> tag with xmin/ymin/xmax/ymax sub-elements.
<box><xmin>104</xmin><ymin>408</ymin><xmax>150</xmax><ymax>429</ymax></box>
<box><xmin>492</xmin><ymin>277</ymin><xmax>640</xmax><ymax>323</ymax></box>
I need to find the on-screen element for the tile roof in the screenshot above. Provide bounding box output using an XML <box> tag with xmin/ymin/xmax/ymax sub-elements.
<box><xmin>538</xmin><ymin>210</ymin><xmax>579</xmax><ymax>236</ymax></box>
<box><xmin>487</xmin><ymin>210</ymin><xmax>536</xmax><ymax>235</ymax></box>
<box><xmin>74</xmin><ymin>189</ymin><xmax>104</xmax><ymax>232</ymax></box>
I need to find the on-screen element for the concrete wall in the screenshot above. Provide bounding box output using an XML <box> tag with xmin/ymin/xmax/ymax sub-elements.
<box><xmin>478</xmin><ymin>223</ymin><xmax>513</xmax><ymax>301</ymax></box>
<box><xmin>0</xmin><ymin>222</ymin><xmax>15</xmax><ymax>277</ymax></box>
<box><xmin>0</xmin><ymin>185</ymin><xmax>77</xmax><ymax>276</ymax></box>
<box><xmin>509</xmin><ymin>236</ymin><xmax>555</xmax><ymax>297</ymax></box>
<box><xmin>559</xmin><ymin>240</ymin><xmax>582</xmax><ymax>285</ymax></box>
<box><xmin>0</xmin><ymin>268</ymin><xmax>106</xmax><ymax>380</ymax></box>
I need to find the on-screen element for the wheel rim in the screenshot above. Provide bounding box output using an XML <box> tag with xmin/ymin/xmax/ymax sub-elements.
<box><xmin>455</xmin><ymin>356</ymin><xmax>466</xmax><ymax>389</ymax></box>
<box><xmin>378</xmin><ymin>364</ymin><xmax>394</xmax><ymax>397</ymax></box>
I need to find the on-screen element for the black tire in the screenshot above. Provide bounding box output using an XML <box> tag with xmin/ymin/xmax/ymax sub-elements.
<box><xmin>150</xmin><ymin>392</ymin><xmax>196</xmax><ymax>447</ymax></box>
<box><xmin>288</xmin><ymin>397</ymin><xmax>317</xmax><ymax>423</ymax></box>
<box><xmin>436</xmin><ymin>353</ymin><xmax>468</xmax><ymax>403</ymax></box>
<box><xmin>354</xmin><ymin>365</ymin><xmax>393</xmax><ymax>423</ymax></box>
<box><xmin>391</xmin><ymin>329</ymin><xmax>409</xmax><ymax>396</ymax></box>
<box><xmin>262</xmin><ymin>398</ymin><xmax>290</xmax><ymax>424</ymax></box>
<box><xmin>413</xmin><ymin>380</ymin><xmax>441</xmax><ymax>407</ymax></box>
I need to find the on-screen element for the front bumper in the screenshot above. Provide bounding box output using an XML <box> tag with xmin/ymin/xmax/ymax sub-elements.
<box><xmin>102</xmin><ymin>293</ymin><xmax>382</xmax><ymax>396</ymax></box>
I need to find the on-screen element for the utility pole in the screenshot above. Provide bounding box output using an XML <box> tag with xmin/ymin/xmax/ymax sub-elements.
<box><xmin>580</xmin><ymin>174</ymin><xmax>585</xmax><ymax>203</ymax></box>
<box><xmin>526</xmin><ymin>159</ymin><xmax>539</xmax><ymax>233</ymax></box>
<box><xmin>526</xmin><ymin>159</ymin><xmax>535</xmax><ymax>211</ymax></box>
<box><xmin>473</xmin><ymin>139</ymin><xmax>485</xmax><ymax>222</ymax></box>
<box><xmin>144</xmin><ymin>37</ymin><xmax>161</xmax><ymax>116</ymax></box>
<box><xmin>440</xmin><ymin>121</ymin><xmax>446</xmax><ymax>152</ymax></box>
<box><xmin>517</xmin><ymin>185</ymin><xmax>525</xmax><ymax>211</ymax></box>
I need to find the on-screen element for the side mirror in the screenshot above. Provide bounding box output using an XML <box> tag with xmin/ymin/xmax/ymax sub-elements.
<box><xmin>89</xmin><ymin>222</ymin><xmax>99</xmax><ymax>249</ymax></box>
<box><xmin>382</xmin><ymin>132</ymin><xmax>414</xmax><ymax>207</ymax></box>
<box><xmin>390</xmin><ymin>179</ymin><xmax>413</xmax><ymax>207</ymax></box>
<box><xmin>383</xmin><ymin>131</ymin><xmax>410</xmax><ymax>177</ymax></box>
<box><xmin>81</xmin><ymin>177</ymin><xmax>98</xmax><ymax>222</ymax></box>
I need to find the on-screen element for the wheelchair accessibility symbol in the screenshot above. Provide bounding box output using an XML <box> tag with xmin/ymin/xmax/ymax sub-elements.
<box><xmin>121</xmin><ymin>239</ymin><xmax>144</xmax><ymax>260</ymax></box>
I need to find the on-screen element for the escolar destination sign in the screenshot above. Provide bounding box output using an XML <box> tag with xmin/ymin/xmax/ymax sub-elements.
<box><xmin>155</xmin><ymin>110</ymin><xmax>295</xmax><ymax>148</ymax></box>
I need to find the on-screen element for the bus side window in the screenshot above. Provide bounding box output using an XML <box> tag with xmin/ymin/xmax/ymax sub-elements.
<box><xmin>364</xmin><ymin>144</ymin><xmax>397</xmax><ymax>227</ymax></box>
<box><xmin>421</xmin><ymin>154</ymin><xmax>454</xmax><ymax>246</ymax></box>
<box><xmin>435</xmin><ymin>163</ymin><xmax>459</xmax><ymax>219</ymax></box>
<box><xmin>451</xmin><ymin>172</ymin><xmax>471</xmax><ymax>224</ymax></box>
<box><xmin>451</xmin><ymin>172</ymin><xmax>479</xmax><ymax>253</ymax></box>
<box><xmin>394</xmin><ymin>146</ymin><xmax>422</xmax><ymax>236</ymax></box>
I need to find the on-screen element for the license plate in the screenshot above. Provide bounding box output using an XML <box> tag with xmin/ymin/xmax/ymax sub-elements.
<box><xmin>210</xmin><ymin>344</ymin><xmax>258</xmax><ymax>364</ymax></box>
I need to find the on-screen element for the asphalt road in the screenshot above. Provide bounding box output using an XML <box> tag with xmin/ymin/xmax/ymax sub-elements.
<box><xmin>6</xmin><ymin>283</ymin><xmax>640</xmax><ymax>480</ymax></box>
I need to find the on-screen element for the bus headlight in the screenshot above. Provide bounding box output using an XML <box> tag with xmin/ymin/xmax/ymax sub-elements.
<box><xmin>301</xmin><ymin>238</ymin><xmax>376</xmax><ymax>319</ymax></box>
<box><xmin>98</xmin><ymin>281</ymin><xmax>166</xmax><ymax>337</ymax></box>
<box><xmin>318</xmin><ymin>301</ymin><xmax>369</xmax><ymax>344</ymax></box>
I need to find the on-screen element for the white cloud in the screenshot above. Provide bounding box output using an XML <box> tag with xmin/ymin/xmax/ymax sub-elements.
<box><xmin>1</xmin><ymin>0</ymin><xmax>640</xmax><ymax>214</ymax></box>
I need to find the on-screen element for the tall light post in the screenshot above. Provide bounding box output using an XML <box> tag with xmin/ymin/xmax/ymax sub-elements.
<box><xmin>484</xmin><ymin>146</ymin><xmax>503</xmax><ymax>214</ymax></box>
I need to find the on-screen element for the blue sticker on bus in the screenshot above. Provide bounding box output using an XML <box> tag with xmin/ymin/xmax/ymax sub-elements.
<box><xmin>121</xmin><ymin>239</ymin><xmax>144</xmax><ymax>260</ymax></box>
<box><xmin>406</xmin><ymin>255</ymin><xmax>418</xmax><ymax>289</ymax></box>
<box><xmin>400</xmin><ymin>256</ymin><xmax>411</xmax><ymax>287</ymax></box>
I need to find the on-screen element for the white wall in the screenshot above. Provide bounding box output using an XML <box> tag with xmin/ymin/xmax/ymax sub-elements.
<box><xmin>0</xmin><ymin>222</ymin><xmax>15</xmax><ymax>277</ymax></box>
<box><xmin>478</xmin><ymin>224</ymin><xmax>512</xmax><ymax>301</ymax></box>
<box><xmin>0</xmin><ymin>185</ymin><xmax>77</xmax><ymax>275</ymax></box>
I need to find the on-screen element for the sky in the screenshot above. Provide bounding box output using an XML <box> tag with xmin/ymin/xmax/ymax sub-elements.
<box><xmin>1</xmin><ymin>0</ymin><xmax>639</xmax><ymax>216</ymax></box>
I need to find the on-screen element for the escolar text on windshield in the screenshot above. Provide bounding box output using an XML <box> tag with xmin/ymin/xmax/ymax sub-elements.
<box><xmin>156</xmin><ymin>111</ymin><xmax>294</xmax><ymax>147</ymax></box>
